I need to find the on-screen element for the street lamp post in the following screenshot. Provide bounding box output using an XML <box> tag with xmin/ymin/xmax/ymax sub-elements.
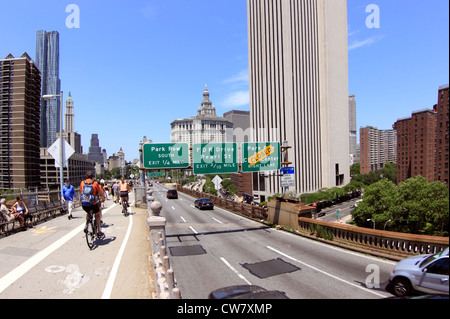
<box><xmin>384</xmin><ymin>219</ymin><xmax>392</xmax><ymax>230</ymax></box>
<box><xmin>367</xmin><ymin>218</ymin><xmax>375</xmax><ymax>229</ymax></box>
<box><xmin>42</xmin><ymin>92</ymin><xmax>64</xmax><ymax>197</ymax></box>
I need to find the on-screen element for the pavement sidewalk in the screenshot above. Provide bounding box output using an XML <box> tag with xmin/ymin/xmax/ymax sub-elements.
<box><xmin>108</xmin><ymin>204</ymin><xmax>156</xmax><ymax>299</ymax></box>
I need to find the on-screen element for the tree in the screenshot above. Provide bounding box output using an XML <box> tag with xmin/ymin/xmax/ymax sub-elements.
<box><xmin>352</xmin><ymin>178</ymin><xmax>397</xmax><ymax>229</ymax></box>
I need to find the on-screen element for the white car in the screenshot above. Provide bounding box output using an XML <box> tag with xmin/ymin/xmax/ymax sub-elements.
<box><xmin>389</xmin><ymin>247</ymin><xmax>449</xmax><ymax>297</ymax></box>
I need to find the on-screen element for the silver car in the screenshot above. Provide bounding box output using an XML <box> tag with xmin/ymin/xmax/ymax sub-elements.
<box><xmin>389</xmin><ymin>247</ymin><xmax>449</xmax><ymax>297</ymax></box>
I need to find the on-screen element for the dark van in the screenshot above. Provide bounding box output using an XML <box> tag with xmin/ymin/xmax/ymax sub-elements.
<box><xmin>167</xmin><ymin>189</ymin><xmax>178</xmax><ymax>199</ymax></box>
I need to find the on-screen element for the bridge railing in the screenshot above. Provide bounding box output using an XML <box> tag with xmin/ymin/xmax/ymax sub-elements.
<box><xmin>298</xmin><ymin>217</ymin><xmax>449</xmax><ymax>260</ymax></box>
<box><xmin>176</xmin><ymin>184</ymin><xmax>448</xmax><ymax>260</ymax></box>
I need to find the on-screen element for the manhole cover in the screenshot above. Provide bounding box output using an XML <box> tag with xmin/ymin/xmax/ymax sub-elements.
<box><xmin>242</xmin><ymin>258</ymin><xmax>300</xmax><ymax>279</ymax></box>
<box><xmin>169</xmin><ymin>245</ymin><xmax>207</xmax><ymax>257</ymax></box>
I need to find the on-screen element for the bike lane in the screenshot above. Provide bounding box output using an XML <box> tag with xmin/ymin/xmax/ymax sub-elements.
<box><xmin>0</xmin><ymin>198</ymin><xmax>154</xmax><ymax>299</ymax></box>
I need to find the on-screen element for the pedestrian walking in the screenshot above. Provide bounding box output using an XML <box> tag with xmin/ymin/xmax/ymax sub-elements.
<box><xmin>62</xmin><ymin>178</ymin><xmax>77</xmax><ymax>220</ymax></box>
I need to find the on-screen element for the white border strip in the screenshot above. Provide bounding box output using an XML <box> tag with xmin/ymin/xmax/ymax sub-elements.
<box><xmin>101</xmin><ymin>201</ymin><xmax>134</xmax><ymax>299</ymax></box>
<box><xmin>0</xmin><ymin>205</ymin><xmax>116</xmax><ymax>294</ymax></box>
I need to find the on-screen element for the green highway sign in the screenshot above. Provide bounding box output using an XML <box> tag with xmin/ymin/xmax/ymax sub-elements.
<box><xmin>193</xmin><ymin>143</ymin><xmax>238</xmax><ymax>175</ymax></box>
<box><xmin>241</xmin><ymin>142</ymin><xmax>281</xmax><ymax>172</ymax></box>
<box><xmin>143</xmin><ymin>143</ymin><xmax>189</xmax><ymax>169</ymax></box>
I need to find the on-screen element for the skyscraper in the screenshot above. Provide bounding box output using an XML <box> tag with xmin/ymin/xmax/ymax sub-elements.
<box><xmin>349</xmin><ymin>95</ymin><xmax>358</xmax><ymax>164</ymax></box>
<box><xmin>36</xmin><ymin>30</ymin><xmax>61</xmax><ymax>147</ymax></box>
<box><xmin>0</xmin><ymin>53</ymin><xmax>41</xmax><ymax>189</ymax></box>
<box><xmin>359</xmin><ymin>126</ymin><xmax>397</xmax><ymax>175</ymax></box>
<box><xmin>88</xmin><ymin>134</ymin><xmax>104</xmax><ymax>164</ymax></box>
<box><xmin>247</xmin><ymin>0</ymin><xmax>350</xmax><ymax>199</ymax></box>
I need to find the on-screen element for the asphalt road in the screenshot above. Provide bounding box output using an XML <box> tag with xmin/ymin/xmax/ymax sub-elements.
<box><xmin>152</xmin><ymin>184</ymin><xmax>396</xmax><ymax>299</ymax></box>
<box><xmin>317</xmin><ymin>198</ymin><xmax>359</xmax><ymax>223</ymax></box>
<box><xmin>0</xmin><ymin>195</ymin><xmax>153</xmax><ymax>299</ymax></box>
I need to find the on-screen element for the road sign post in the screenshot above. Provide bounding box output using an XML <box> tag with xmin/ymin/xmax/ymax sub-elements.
<box><xmin>143</xmin><ymin>143</ymin><xmax>190</xmax><ymax>170</ymax></box>
<box><xmin>193</xmin><ymin>143</ymin><xmax>238</xmax><ymax>175</ymax></box>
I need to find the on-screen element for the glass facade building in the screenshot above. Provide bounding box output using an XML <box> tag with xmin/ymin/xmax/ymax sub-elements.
<box><xmin>36</xmin><ymin>30</ymin><xmax>61</xmax><ymax>147</ymax></box>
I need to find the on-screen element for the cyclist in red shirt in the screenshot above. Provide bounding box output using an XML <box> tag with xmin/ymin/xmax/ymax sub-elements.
<box><xmin>80</xmin><ymin>171</ymin><xmax>105</xmax><ymax>237</ymax></box>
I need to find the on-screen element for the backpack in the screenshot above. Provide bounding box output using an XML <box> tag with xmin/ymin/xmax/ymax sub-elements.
<box><xmin>81</xmin><ymin>180</ymin><xmax>96</xmax><ymax>207</ymax></box>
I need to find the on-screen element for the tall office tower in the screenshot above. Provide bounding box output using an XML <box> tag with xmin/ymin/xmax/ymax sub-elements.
<box><xmin>65</xmin><ymin>91</ymin><xmax>74</xmax><ymax>133</ymax></box>
<box><xmin>394</xmin><ymin>109</ymin><xmax>436</xmax><ymax>184</ymax></box>
<box><xmin>60</xmin><ymin>92</ymin><xmax>81</xmax><ymax>153</ymax></box>
<box><xmin>247</xmin><ymin>0</ymin><xmax>350</xmax><ymax>199</ymax></box>
<box><xmin>435</xmin><ymin>85</ymin><xmax>449</xmax><ymax>187</ymax></box>
<box><xmin>360</xmin><ymin>126</ymin><xmax>397</xmax><ymax>175</ymax></box>
<box><xmin>0</xmin><ymin>53</ymin><xmax>41</xmax><ymax>189</ymax></box>
<box><xmin>36</xmin><ymin>30</ymin><xmax>61</xmax><ymax>147</ymax></box>
<box><xmin>88</xmin><ymin>134</ymin><xmax>104</xmax><ymax>164</ymax></box>
<box><xmin>349</xmin><ymin>95</ymin><xmax>358</xmax><ymax>164</ymax></box>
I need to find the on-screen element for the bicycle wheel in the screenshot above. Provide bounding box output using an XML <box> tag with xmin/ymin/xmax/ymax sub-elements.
<box><xmin>85</xmin><ymin>218</ymin><xmax>96</xmax><ymax>250</ymax></box>
<box><xmin>122</xmin><ymin>201</ymin><xmax>128</xmax><ymax>217</ymax></box>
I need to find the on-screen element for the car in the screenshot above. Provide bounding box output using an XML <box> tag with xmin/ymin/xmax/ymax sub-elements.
<box><xmin>194</xmin><ymin>198</ymin><xmax>214</xmax><ymax>210</ymax></box>
<box><xmin>167</xmin><ymin>189</ymin><xmax>178</xmax><ymax>199</ymax></box>
<box><xmin>389</xmin><ymin>247</ymin><xmax>449</xmax><ymax>297</ymax></box>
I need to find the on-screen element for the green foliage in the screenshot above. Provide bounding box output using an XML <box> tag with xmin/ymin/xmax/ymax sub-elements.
<box><xmin>203</xmin><ymin>177</ymin><xmax>217</xmax><ymax>196</ymax></box>
<box><xmin>309</xmin><ymin>224</ymin><xmax>334</xmax><ymax>241</ymax></box>
<box><xmin>351</xmin><ymin>162</ymin><xmax>397</xmax><ymax>186</ymax></box>
<box><xmin>221</xmin><ymin>179</ymin><xmax>237</xmax><ymax>195</ymax></box>
<box><xmin>352</xmin><ymin>176</ymin><xmax>449</xmax><ymax>236</ymax></box>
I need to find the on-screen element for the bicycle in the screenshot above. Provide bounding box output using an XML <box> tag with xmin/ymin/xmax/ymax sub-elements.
<box><xmin>121</xmin><ymin>196</ymin><xmax>128</xmax><ymax>217</ymax></box>
<box><xmin>84</xmin><ymin>209</ymin><xmax>104</xmax><ymax>250</ymax></box>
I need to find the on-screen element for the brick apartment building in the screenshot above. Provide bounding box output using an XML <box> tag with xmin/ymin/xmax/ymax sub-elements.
<box><xmin>393</xmin><ymin>85</ymin><xmax>449</xmax><ymax>187</ymax></box>
<box><xmin>359</xmin><ymin>126</ymin><xmax>397</xmax><ymax>175</ymax></box>
<box><xmin>435</xmin><ymin>84</ymin><xmax>449</xmax><ymax>186</ymax></box>
<box><xmin>0</xmin><ymin>53</ymin><xmax>41</xmax><ymax>190</ymax></box>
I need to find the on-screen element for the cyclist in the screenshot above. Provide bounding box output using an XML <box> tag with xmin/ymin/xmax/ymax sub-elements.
<box><xmin>118</xmin><ymin>177</ymin><xmax>130</xmax><ymax>207</ymax></box>
<box><xmin>80</xmin><ymin>171</ymin><xmax>105</xmax><ymax>237</ymax></box>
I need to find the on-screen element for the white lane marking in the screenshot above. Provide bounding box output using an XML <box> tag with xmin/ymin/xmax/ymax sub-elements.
<box><xmin>220</xmin><ymin>257</ymin><xmax>252</xmax><ymax>285</ymax></box>
<box><xmin>271</xmin><ymin>228</ymin><xmax>396</xmax><ymax>265</ymax></box>
<box><xmin>189</xmin><ymin>226</ymin><xmax>198</xmax><ymax>234</ymax></box>
<box><xmin>171</xmin><ymin>206</ymin><xmax>175</xmax><ymax>210</ymax></box>
<box><xmin>266</xmin><ymin>246</ymin><xmax>386</xmax><ymax>298</ymax></box>
<box><xmin>212</xmin><ymin>217</ymin><xmax>223</xmax><ymax>224</ymax></box>
<box><xmin>102</xmin><ymin>201</ymin><xmax>135</xmax><ymax>299</ymax></box>
<box><xmin>190</xmin><ymin>205</ymin><xmax>195</xmax><ymax>208</ymax></box>
<box><xmin>180</xmin><ymin>216</ymin><xmax>187</xmax><ymax>223</ymax></box>
<box><xmin>0</xmin><ymin>204</ymin><xmax>116</xmax><ymax>294</ymax></box>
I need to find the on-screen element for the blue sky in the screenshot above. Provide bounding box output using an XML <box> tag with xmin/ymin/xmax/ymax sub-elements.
<box><xmin>1</xmin><ymin>0</ymin><xmax>448</xmax><ymax>162</ymax></box>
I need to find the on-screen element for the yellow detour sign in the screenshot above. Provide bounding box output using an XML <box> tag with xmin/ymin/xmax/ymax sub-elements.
<box><xmin>242</xmin><ymin>142</ymin><xmax>281</xmax><ymax>172</ymax></box>
<box><xmin>248</xmin><ymin>145</ymin><xmax>275</xmax><ymax>166</ymax></box>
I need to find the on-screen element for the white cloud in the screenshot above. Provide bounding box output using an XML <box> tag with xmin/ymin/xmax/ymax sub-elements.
<box><xmin>140</xmin><ymin>5</ymin><xmax>156</xmax><ymax>20</ymax></box>
<box><xmin>222</xmin><ymin>90</ymin><xmax>250</xmax><ymax>108</ymax></box>
<box><xmin>222</xmin><ymin>69</ymin><xmax>249</xmax><ymax>85</ymax></box>
<box><xmin>348</xmin><ymin>35</ymin><xmax>384</xmax><ymax>51</ymax></box>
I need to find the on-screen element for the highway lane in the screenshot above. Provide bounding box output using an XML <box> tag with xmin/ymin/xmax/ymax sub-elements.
<box><xmin>152</xmin><ymin>183</ymin><xmax>396</xmax><ymax>299</ymax></box>
<box><xmin>0</xmin><ymin>194</ymin><xmax>152</xmax><ymax>299</ymax></box>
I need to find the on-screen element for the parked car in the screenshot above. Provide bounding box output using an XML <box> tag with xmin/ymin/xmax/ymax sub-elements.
<box><xmin>389</xmin><ymin>247</ymin><xmax>449</xmax><ymax>297</ymax></box>
<box><xmin>194</xmin><ymin>198</ymin><xmax>214</xmax><ymax>210</ymax></box>
<box><xmin>167</xmin><ymin>189</ymin><xmax>178</xmax><ymax>199</ymax></box>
